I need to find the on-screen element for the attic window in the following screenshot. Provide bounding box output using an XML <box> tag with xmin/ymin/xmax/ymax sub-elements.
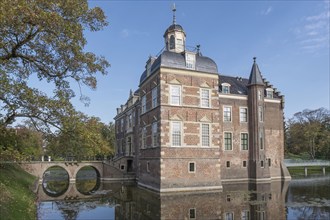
<box><xmin>221</xmin><ymin>83</ymin><xmax>231</xmax><ymax>94</ymax></box>
<box><xmin>170</xmin><ymin>35</ymin><xmax>175</xmax><ymax>50</ymax></box>
<box><xmin>266</xmin><ymin>88</ymin><xmax>274</xmax><ymax>98</ymax></box>
<box><xmin>176</xmin><ymin>38</ymin><xmax>184</xmax><ymax>51</ymax></box>
<box><xmin>185</xmin><ymin>52</ymin><xmax>196</xmax><ymax>70</ymax></box>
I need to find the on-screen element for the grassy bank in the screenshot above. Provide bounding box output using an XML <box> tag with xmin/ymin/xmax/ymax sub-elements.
<box><xmin>0</xmin><ymin>163</ymin><xmax>37</xmax><ymax>220</ymax></box>
<box><xmin>288</xmin><ymin>166</ymin><xmax>330</xmax><ymax>178</ymax></box>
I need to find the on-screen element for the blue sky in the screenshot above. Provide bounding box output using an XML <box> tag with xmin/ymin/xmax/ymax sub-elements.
<box><xmin>73</xmin><ymin>0</ymin><xmax>329</xmax><ymax>123</ymax></box>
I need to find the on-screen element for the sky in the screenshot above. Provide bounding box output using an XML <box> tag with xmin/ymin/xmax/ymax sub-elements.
<box><xmin>70</xmin><ymin>0</ymin><xmax>329</xmax><ymax>123</ymax></box>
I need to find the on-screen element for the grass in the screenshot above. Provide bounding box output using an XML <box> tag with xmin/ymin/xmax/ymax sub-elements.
<box><xmin>0</xmin><ymin>163</ymin><xmax>37</xmax><ymax>220</ymax></box>
<box><xmin>288</xmin><ymin>166</ymin><xmax>330</xmax><ymax>178</ymax></box>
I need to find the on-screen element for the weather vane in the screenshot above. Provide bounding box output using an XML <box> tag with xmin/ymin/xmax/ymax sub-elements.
<box><xmin>172</xmin><ymin>3</ymin><xmax>176</xmax><ymax>24</ymax></box>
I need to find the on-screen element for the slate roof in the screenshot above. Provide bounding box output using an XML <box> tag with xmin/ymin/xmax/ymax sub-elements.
<box><xmin>248</xmin><ymin>58</ymin><xmax>264</xmax><ymax>86</ymax></box>
<box><xmin>140</xmin><ymin>50</ymin><xmax>218</xmax><ymax>84</ymax></box>
<box><xmin>220</xmin><ymin>75</ymin><xmax>249</xmax><ymax>95</ymax></box>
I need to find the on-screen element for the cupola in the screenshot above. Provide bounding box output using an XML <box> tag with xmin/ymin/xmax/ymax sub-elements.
<box><xmin>163</xmin><ymin>4</ymin><xmax>186</xmax><ymax>53</ymax></box>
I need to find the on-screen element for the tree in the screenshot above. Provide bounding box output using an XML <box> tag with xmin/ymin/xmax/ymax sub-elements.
<box><xmin>46</xmin><ymin>113</ymin><xmax>113</xmax><ymax>160</ymax></box>
<box><xmin>0</xmin><ymin>0</ymin><xmax>110</xmax><ymax>132</ymax></box>
<box><xmin>286</xmin><ymin>108</ymin><xmax>330</xmax><ymax>160</ymax></box>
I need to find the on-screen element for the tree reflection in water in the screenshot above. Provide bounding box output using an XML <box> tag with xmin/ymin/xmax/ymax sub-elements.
<box><xmin>76</xmin><ymin>166</ymin><xmax>100</xmax><ymax>195</ymax></box>
<box><xmin>42</xmin><ymin>166</ymin><xmax>69</xmax><ymax>197</ymax></box>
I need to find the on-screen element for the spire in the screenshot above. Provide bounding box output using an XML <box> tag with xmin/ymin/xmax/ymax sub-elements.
<box><xmin>248</xmin><ymin>57</ymin><xmax>264</xmax><ymax>86</ymax></box>
<box><xmin>172</xmin><ymin>3</ymin><xmax>176</xmax><ymax>24</ymax></box>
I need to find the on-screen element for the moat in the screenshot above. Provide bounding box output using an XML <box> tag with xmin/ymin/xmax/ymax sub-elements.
<box><xmin>37</xmin><ymin>167</ymin><xmax>330</xmax><ymax>220</ymax></box>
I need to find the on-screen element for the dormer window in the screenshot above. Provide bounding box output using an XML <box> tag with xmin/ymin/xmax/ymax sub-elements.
<box><xmin>221</xmin><ymin>83</ymin><xmax>231</xmax><ymax>94</ymax></box>
<box><xmin>185</xmin><ymin>52</ymin><xmax>195</xmax><ymax>70</ymax></box>
<box><xmin>266</xmin><ymin>88</ymin><xmax>274</xmax><ymax>98</ymax></box>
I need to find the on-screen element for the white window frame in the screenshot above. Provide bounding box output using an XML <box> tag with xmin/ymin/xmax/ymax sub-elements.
<box><xmin>152</xmin><ymin>86</ymin><xmax>158</xmax><ymax>108</ymax></box>
<box><xmin>170</xmin><ymin>85</ymin><xmax>181</xmax><ymax>106</ymax></box>
<box><xmin>224</xmin><ymin>212</ymin><xmax>234</xmax><ymax>220</ymax></box>
<box><xmin>185</xmin><ymin>52</ymin><xmax>196</xmax><ymax>70</ymax></box>
<box><xmin>266</xmin><ymin>88</ymin><xmax>274</xmax><ymax>98</ymax></box>
<box><xmin>259</xmin><ymin>130</ymin><xmax>264</xmax><ymax>150</ymax></box>
<box><xmin>171</xmin><ymin>121</ymin><xmax>182</xmax><ymax>147</ymax></box>
<box><xmin>188</xmin><ymin>162</ymin><xmax>196</xmax><ymax>173</ymax></box>
<box><xmin>241</xmin><ymin>210</ymin><xmax>250</xmax><ymax>220</ymax></box>
<box><xmin>141</xmin><ymin>95</ymin><xmax>146</xmax><ymax>114</ymax></box>
<box><xmin>200</xmin><ymin>88</ymin><xmax>211</xmax><ymax>108</ymax></box>
<box><xmin>223</xmin><ymin>106</ymin><xmax>232</xmax><ymax>122</ymax></box>
<box><xmin>224</xmin><ymin>132</ymin><xmax>233</xmax><ymax>151</ymax></box>
<box><xmin>189</xmin><ymin>208</ymin><xmax>196</xmax><ymax>219</ymax></box>
<box><xmin>221</xmin><ymin>83</ymin><xmax>231</xmax><ymax>94</ymax></box>
<box><xmin>152</xmin><ymin>122</ymin><xmax>158</xmax><ymax>147</ymax></box>
<box><xmin>240</xmin><ymin>133</ymin><xmax>249</xmax><ymax>150</ymax></box>
<box><xmin>201</xmin><ymin>123</ymin><xmax>210</xmax><ymax>147</ymax></box>
<box><xmin>240</xmin><ymin>107</ymin><xmax>248</xmax><ymax>123</ymax></box>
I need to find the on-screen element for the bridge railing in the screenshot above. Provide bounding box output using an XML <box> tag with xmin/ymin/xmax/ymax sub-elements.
<box><xmin>284</xmin><ymin>159</ymin><xmax>330</xmax><ymax>167</ymax></box>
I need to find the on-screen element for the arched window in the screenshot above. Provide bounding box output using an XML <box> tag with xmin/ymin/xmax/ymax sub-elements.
<box><xmin>169</xmin><ymin>35</ymin><xmax>175</xmax><ymax>50</ymax></box>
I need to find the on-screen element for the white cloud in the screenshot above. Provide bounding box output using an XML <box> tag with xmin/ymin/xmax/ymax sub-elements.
<box><xmin>261</xmin><ymin>6</ymin><xmax>272</xmax><ymax>15</ymax></box>
<box><xmin>295</xmin><ymin>1</ymin><xmax>330</xmax><ymax>53</ymax></box>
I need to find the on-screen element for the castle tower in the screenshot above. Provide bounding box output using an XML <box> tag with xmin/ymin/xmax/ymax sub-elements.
<box><xmin>247</xmin><ymin>57</ymin><xmax>271</xmax><ymax>181</ymax></box>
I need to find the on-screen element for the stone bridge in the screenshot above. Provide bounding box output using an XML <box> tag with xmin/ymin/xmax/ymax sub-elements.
<box><xmin>19</xmin><ymin>161</ymin><xmax>135</xmax><ymax>183</ymax></box>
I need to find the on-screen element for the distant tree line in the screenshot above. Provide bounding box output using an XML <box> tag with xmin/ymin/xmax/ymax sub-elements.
<box><xmin>285</xmin><ymin>107</ymin><xmax>330</xmax><ymax>160</ymax></box>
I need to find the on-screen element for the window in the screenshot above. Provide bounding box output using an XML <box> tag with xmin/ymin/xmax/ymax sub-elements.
<box><xmin>243</xmin><ymin>161</ymin><xmax>247</xmax><ymax>168</ymax></box>
<box><xmin>258</xmin><ymin>211</ymin><xmax>265</xmax><ymax>220</ymax></box>
<box><xmin>200</xmin><ymin>89</ymin><xmax>210</xmax><ymax>107</ymax></box>
<box><xmin>241</xmin><ymin>133</ymin><xmax>249</xmax><ymax>150</ymax></box>
<box><xmin>152</xmin><ymin>86</ymin><xmax>158</xmax><ymax>108</ymax></box>
<box><xmin>127</xmin><ymin>114</ymin><xmax>132</xmax><ymax>128</ymax></box>
<box><xmin>170</xmin><ymin>85</ymin><xmax>181</xmax><ymax>105</ymax></box>
<box><xmin>268</xmin><ymin>158</ymin><xmax>271</xmax><ymax>167</ymax></box>
<box><xmin>142</xmin><ymin>127</ymin><xmax>147</xmax><ymax>149</ymax></box>
<box><xmin>240</xmin><ymin>107</ymin><xmax>248</xmax><ymax>122</ymax></box>
<box><xmin>171</xmin><ymin>121</ymin><xmax>182</xmax><ymax>146</ymax></box>
<box><xmin>189</xmin><ymin>162</ymin><xmax>195</xmax><ymax>173</ymax></box>
<box><xmin>259</xmin><ymin>106</ymin><xmax>264</xmax><ymax>122</ymax></box>
<box><xmin>169</xmin><ymin>35</ymin><xmax>175</xmax><ymax>49</ymax></box>
<box><xmin>225</xmin><ymin>212</ymin><xmax>234</xmax><ymax>220</ymax></box>
<box><xmin>258</xmin><ymin>90</ymin><xmax>262</xmax><ymax>100</ymax></box>
<box><xmin>226</xmin><ymin>161</ymin><xmax>231</xmax><ymax>168</ymax></box>
<box><xmin>222</xmin><ymin>83</ymin><xmax>231</xmax><ymax>94</ymax></box>
<box><xmin>261</xmin><ymin>160</ymin><xmax>264</xmax><ymax>168</ymax></box>
<box><xmin>201</xmin><ymin>124</ymin><xmax>210</xmax><ymax>147</ymax></box>
<box><xmin>223</xmin><ymin>106</ymin><xmax>232</xmax><ymax>122</ymax></box>
<box><xmin>121</xmin><ymin>118</ymin><xmax>124</xmax><ymax>131</ymax></box>
<box><xmin>189</xmin><ymin>208</ymin><xmax>196</xmax><ymax>219</ymax></box>
<box><xmin>266</xmin><ymin>88</ymin><xmax>273</xmax><ymax>98</ymax></box>
<box><xmin>224</xmin><ymin>132</ymin><xmax>232</xmax><ymax>150</ymax></box>
<box><xmin>147</xmin><ymin>161</ymin><xmax>150</xmax><ymax>172</ymax></box>
<box><xmin>226</xmin><ymin>195</ymin><xmax>231</xmax><ymax>202</ymax></box>
<box><xmin>241</xmin><ymin>210</ymin><xmax>250</xmax><ymax>220</ymax></box>
<box><xmin>185</xmin><ymin>52</ymin><xmax>196</xmax><ymax>69</ymax></box>
<box><xmin>152</xmin><ymin>122</ymin><xmax>158</xmax><ymax>147</ymax></box>
<box><xmin>127</xmin><ymin>136</ymin><xmax>132</xmax><ymax>154</ymax></box>
<box><xmin>259</xmin><ymin>130</ymin><xmax>264</xmax><ymax>150</ymax></box>
<box><xmin>141</xmin><ymin>95</ymin><xmax>146</xmax><ymax>114</ymax></box>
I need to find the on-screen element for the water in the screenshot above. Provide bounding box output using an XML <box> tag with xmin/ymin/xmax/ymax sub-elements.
<box><xmin>38</xmin><ymin>168</ymin><xmax>330</xmax><ymax>220</ymax></box>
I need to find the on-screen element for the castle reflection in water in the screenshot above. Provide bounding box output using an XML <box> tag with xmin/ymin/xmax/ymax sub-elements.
<box><xmin>38</xmin><ymin>180</ymin><xmax>290</xmax><ymax>220</ymax></box>
<box><xmin>113</xmin><ymin>181</ymin><xmax>289</xmax><ymax>220</ymax></box>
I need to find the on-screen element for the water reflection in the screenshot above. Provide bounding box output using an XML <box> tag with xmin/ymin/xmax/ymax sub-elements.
<box><xmin>42</xmin><ymin>166</ymin><xmax>69</xmax><ymax>197</ymax></box>
<box><xmin>76</xmin><ymin>166</ymin><xmax>100</xmax><ymax>195</ymax></box>
<box><xmin>37</xmin><ymin>175</ymin><xmax>330</xmax><ymax>220</ymax></box>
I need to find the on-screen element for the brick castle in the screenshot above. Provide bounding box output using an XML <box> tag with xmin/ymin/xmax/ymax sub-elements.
<box><xmin>113</xmin><ymin>8</ymin><xmax>291</xmax><ymax>193</ymax></box>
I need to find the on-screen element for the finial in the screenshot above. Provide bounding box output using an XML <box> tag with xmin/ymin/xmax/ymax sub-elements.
<box><xmin>172</xmin><ymin>3</ymin><xmax>176</xmax><ymax>24</ymax></box>
<box><xmin>196</xmin><ymin>44</ymin><xmax>200</xmax><ymax>54</ymax></box>
<box><xmin>253</xmin><ymin>57</ymin><xmax>257</xmax><ymax>63</ymax></box>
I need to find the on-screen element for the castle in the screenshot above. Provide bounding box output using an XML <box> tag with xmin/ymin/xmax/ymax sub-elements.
<box><xmin>114</xmin><ymin>8</ymin><xmax>291</xmax><ymax>193</ymax></box>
